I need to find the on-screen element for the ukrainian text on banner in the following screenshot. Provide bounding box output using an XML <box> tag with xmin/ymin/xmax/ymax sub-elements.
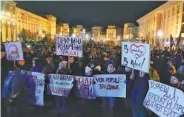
<box><xmin>143</xmin><ymin>80</ymin><xmax>184</xmax><ymax>117</ymax></box>
<box><xmin>75</xmin><ymin>76</ymin><xmax>96</xmax><ymax>99</ymax></box>
<box><xmin>47</xmin><ymin>74</ymin><xmax>74</xmax><ymax>97</ymax></box>
<box><xmin>4</xmin><ymin>42</ymin><xmax>24</xmax><ymax>61</ymax></box>
<box><xmin>56</xmin><ymin>36</ymin><xmax>83</xmax><ymax>57</ymax></box>
<box><xmin>121</xmin><ymin>42</ymin><xmax>150</xmax><ymax>73</ymax></box>
<box><xmin>93</xmin><ymin>74</ymin><xmax>126</xmax><ymax>98</ymax></box>
<box><xmin>24</xmin><ymin>71</ymin><xmax>45</xmax><ymax>106</ymax></box>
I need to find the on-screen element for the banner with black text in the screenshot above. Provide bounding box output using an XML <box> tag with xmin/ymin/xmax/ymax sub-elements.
<box><xmin>75</xmin><ymin>76</ymin><xmax>96</xmax><ymax>99</ymax></box>
<box><xmin>47</xmin><ymin>74</ymin><xmax>74</xmax><ymax>97</ymax></box>
<box><xmin>93</xmin><ymin>74</ymin><xmax>126</xmax><ymax>98</ymax></box>
<box><xmin>144</xmin><ymin>80</ymin><xmax>184</xmax><ymax>117</ymax></box>
<box><xmin>56</xmin><ymin>36</ymin><xmax>83</xmax><ymax>57</ymax></box>
<box><xmin>121</xmin><ymin>42</ymin><xmax>150</xmax><ymax>73</ymax></box>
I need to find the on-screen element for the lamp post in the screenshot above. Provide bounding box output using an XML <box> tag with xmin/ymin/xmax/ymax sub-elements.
<box><xmin>157</xmin><ymin>29</ymin><xmax>163</xmax><ymax>48</ymax></box>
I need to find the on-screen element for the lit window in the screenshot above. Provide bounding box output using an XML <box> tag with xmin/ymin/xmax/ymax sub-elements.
<box><xmin>177</xmin><ymin>5</ymin><xmax>180</xmax><ymax>14</ymax></box>
<box><xmin>168</xmin><ymin>10</ymin><xmax>170</xmax><ymax>17</ymax></box>
<box><xmin>172</xmin><ymin>7</ymin><xmax>175</xmax><ymax>15</ymax></box>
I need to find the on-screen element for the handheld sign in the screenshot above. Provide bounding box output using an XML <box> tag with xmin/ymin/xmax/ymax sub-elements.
<box><xmin>121</xmin><ymin>42</ymin><xmax>150</xmax><ymax>73</ymax></box>
<box><xmin>56</xmin><ymin>36</ymin><xmax>83</xmax><ymax>57</ymax></box>
<box><xmin>47</xmin><ymin>74</ymin><xmax>74</xmax><ymax>97</ymax></box>
<box><xmin>143</xmin><ymin>80</ymin><xmax>184</xmax><ymax>117</ymax></box>
<box><xmin>75</xmin><ymin>76</ymin><xmax>95</xmax><ymax>99</ymax></box>
<box><xmin>4</xmin><ymin>42</ymin><xmax>24</xmax><ymax>61</ymax></box>
<box><xmin>24</xmin><ymin>71</ymin><xmax>45</xmax><ymax>106</ymax></box>
<box><xmin>93</xmin><ymin>74</ymin><xmax>126</xmax><ymax>98</ymax></box>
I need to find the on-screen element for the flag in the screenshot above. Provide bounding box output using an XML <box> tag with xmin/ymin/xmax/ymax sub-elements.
<box><xmin>176</xmin><ymin>31</ymin><xmax>182</xmax><ymax>46</ymax></box>
<box><xmin>170</xmin><ymin>34</ymin><xmax>175</xmax><ymax>49</ymax></box>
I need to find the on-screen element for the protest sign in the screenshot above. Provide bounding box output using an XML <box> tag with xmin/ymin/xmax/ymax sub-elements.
<box><xmin>121</xmin><ymin>42</ymin><xmax>150</xmax><ymax>73</ymax></box>
<box><xmin>93</xmin><ymin>74</ymin><xmax>126</xmax><ymax>98</ymax></box>
<box><xmin>75</xmin><ymin>76</ymin><xmax>95</xmax><ymax>99</ymax></box>
<box><xmin>47</xmin><ymin>74</ymin><xmax>74</xmax><ymax>97</ymax></box>
<box><xmin>4</xmin><ymin>42</ymin><xmax>24</xmax><ymax>61</ymax></box>
<box><xmin>24</xmin><ymin>71</ymin><xmax>45</xmax><ymax>106</ymax></box>
<box><xmin>56</xmin><ymin>36</ymin><xmax>83</xmax><ymax>57</ymax></box>
<box><xmin>143</xmin><ymin>80</ymin><xmax>184</xmax><ymax>117</ymax></box>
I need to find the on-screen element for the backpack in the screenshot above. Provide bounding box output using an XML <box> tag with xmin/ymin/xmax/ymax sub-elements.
<box><xmin>2</xmin><ymin>72</ymin><xmax>16</xmax><ymax>99</ymax></box>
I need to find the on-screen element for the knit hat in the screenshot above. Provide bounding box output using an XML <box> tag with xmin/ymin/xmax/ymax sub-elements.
<box><xmin>106</xmin><ymin>60</ymin><xmax>113</xmax><ymax>66</ymax></box>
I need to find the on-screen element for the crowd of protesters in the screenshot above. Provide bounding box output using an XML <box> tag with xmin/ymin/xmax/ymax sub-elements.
<box><xmin>1</xmin><ymin>39</ymin><xmax>184</xmax><ymax>117</ymax></box>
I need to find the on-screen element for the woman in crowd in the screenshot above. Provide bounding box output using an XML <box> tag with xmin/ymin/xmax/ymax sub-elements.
<box><xmin>55</xmin><ymin>59</ymin><xmax>70</xmax><ymax>117</ymax></box>
<box><xmin>101</xmin><ymin>60</ymin><xmax>117</xmax><ymax>117</ymax></box>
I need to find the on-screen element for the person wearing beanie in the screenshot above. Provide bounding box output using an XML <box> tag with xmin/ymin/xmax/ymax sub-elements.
<box><xmin>101</xmin><ymin>60</ymin><xmax>117</xmax><ymax>117</ymax></box>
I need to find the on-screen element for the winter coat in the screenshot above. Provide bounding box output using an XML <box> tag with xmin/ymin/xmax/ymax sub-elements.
<box><xmin>2</xmin><ymin>67</ymin><xmax>28</xmax><ymax>102</ymax></box>
<box><xmin>32</xmin><ymin>65</ymin><xmax>43</xmax><ymax>72</ymax></box>
<box><xmin>131</xmin><ymin>73</ymin><xmax>149</xmax><ymax>107</ymax></box>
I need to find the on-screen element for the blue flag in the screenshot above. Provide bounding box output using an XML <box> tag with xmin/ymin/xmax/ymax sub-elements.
<box><xmin>176</xmin><ymin>32</ymin><xmax>182</xmax><ymax>46</ymax></box>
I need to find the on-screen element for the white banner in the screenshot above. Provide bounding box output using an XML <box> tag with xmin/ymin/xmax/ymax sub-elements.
<box><xmin>121</xmin><ymin>42</ymin><xmax>150</xmax><ymax>73</ymax></box>
<box><xmin>75</xmin><ymin>76</ymin><xmax>96</xmax><ymax>99</ymax></box>
<box><xmin>4</xmin><ymin>42</ymin><xmax>24</xmax><ymax>61</ymax></box>
<box><xmin>25</xmin><ymin>72</ymin><xmax>45</xmax><ymax>106</ymax></box>
<box><xmin>144</xmin><ymin>80</ymin><xmax>184</xmax><ymax>117</ymax></box>
<box><xmin>93</xmin><ymin>74</ymin><xmax>126</xmax><ymax>98</ymax></box>
<box><xmin>56</xmin><ymin>36</ymin><xmax>83</xmax><ymax>57</ymax></box>
<box><xmin>47</xmin><ymin>74</ymin><xmax>74</xmax><ymax>97</ymax></box>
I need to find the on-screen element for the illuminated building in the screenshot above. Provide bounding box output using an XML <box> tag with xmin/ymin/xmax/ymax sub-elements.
<box><xmin>57</xmin><ymin>23</ymin><xmax>70</xmax><ymax>37</ymax></box>
<box><xmin>1</xmin><ymin>1</ymin><xmax>56</xmax><ymax>42</ymax></box>
<box><xmin>71</xmin><ymin>25</ymin><xmax>86</xmax><ymax>37</ymax></box>
<box><xmin>123</xmin><ymin>23</ymin><xmax>139</xmax><ymax>40</ymax></box>
<box><xmin>106</xmin><ymin>25</ymin><xmax>117</xmax><ymax>41</ymax></box>
<box><xmin>91</xmin><ymin>26</ymin><xmax>103</xmax><ymax>40</ymax></box>
<box><xmin>137</xmin><ymin>1</ymin><xmax>184</xmax><ymax>46</ymax></box>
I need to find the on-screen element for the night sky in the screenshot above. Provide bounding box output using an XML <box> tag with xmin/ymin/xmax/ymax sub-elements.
<box><xmin>16</xmin><ymin>1</ymin><xmax>166</xmax><ymax>30</ymax></box>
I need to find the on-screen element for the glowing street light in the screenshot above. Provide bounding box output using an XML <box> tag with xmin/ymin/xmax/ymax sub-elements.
<box><xmin>72</xmin><ymin>33</ymin><xmax>76</xmax><ymax>38</ymax></box>
<box><xmin>117</xmin><ymin>35</ymin><xmax>121</xmax><ymax>41</ymax></box>
<box><xmin>157</xmin><ymin>30</ymin><xmax>163</xmax><ymax>38</ymax></box>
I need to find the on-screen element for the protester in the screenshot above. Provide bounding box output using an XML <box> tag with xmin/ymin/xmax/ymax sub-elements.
<box><xmin>55</xmin><ymin>59</ymin><xmax>70</xmax><ymax>117</ymax></box>
<box><xmin>1</xmin><ymin>39</ymin><xmax>184</xmax><ymax>117</ymax></box>
<box><xmin>2</xmin><ymin>60</ymin><xmax>29</xmax><ymax>117</ymax></box>
<box><xmin>101</xmin><ymin>60</ymin><xmax>117</xmax><ymax>117</ymax></box>
<box><xmin>131</xmin><ymin>71</ymin><xmax>149</xmax><ymax>117</ymax></box>
<box><xmin>149</xmin><ymin>61</ymin><xmax>160</xmax><ymax>81</ymax></box>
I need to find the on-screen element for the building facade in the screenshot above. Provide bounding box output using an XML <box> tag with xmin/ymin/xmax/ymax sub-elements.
<box><xmin>123</xmin><ymin>23</ymin><xmax>139</xmax><ymax>40</ymax></box>
<box><xmin>106</xmin><ymin>25</ymin><xmax>117</xmax><ymax>41</ymax></box>
<box><xmin>57</xmin><ymin>23</ymin><xmax>70</xmax><ymax>37</ymax></box>
<box><xmin>71</xmin><ymin>25</ymin><xmax>86</xmax><ymax>37</ymax></box>
<box><xmin>137</xmin><ymin>1</ymin><xmax>184</xmax><ymax>46</ymax></box>
<box><xmin>1</xmin><ymin>1</ymin><xmax>56</xmax><ymax>42</ymax></box>
<box><xmin>91</xmin><ymin>26</ymin><xmax>103</xmax><ymax>41</ymax></box>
